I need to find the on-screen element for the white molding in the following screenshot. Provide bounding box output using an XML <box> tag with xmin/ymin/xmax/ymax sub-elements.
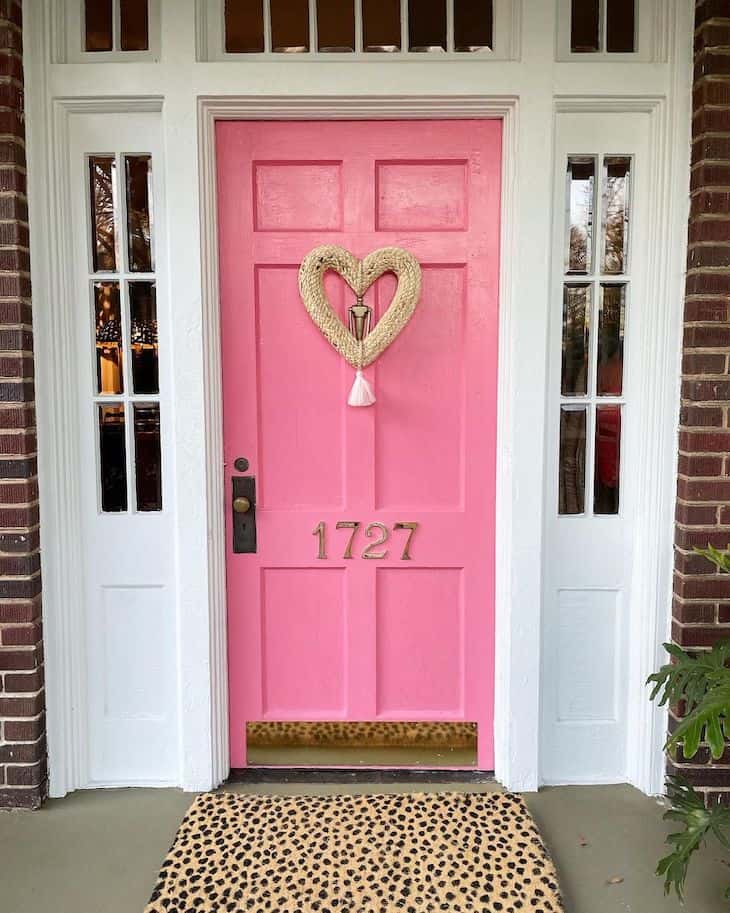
<box><xmin>197</xmin><ymin>94</ymin><xmax>525</xmax><ymax>789</ymax></box>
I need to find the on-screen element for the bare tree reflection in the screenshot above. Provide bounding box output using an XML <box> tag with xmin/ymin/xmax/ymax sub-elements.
<box><xmin>89</xmin><ymin>158</ymin><xmax>117</xmax><ymax>271</ymax></box>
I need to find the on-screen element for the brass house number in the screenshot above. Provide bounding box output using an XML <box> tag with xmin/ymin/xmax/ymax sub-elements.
<box><xmin>312</xmin><ymin>521</ymin><xmax>419</xmax><ymax>561</ymax></box>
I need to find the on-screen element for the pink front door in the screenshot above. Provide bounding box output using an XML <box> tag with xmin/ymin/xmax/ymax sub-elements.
<box><xmin>217</xmin><ymin>120</ymin><xmax>501</xmax><ymax>769</ymax></box>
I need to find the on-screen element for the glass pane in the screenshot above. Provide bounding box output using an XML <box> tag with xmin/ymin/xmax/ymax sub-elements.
<box><xmin>99</xmin><ymin>404</ymin><xmax>128</xmax><ymax>512</ymax></box>
<box><xmin>129</xmin><ymin>282</ymin><xmax>158</xmax><ymax>394</ymax></box>
<box><xmin>317</xmin><ymin>0</ymin><xmax>354</xmax><ymax>51</ymax></box>
<box><xmin>570</xmin><ymin>0</ymin><xmax>599</xmax><ymax>52</ymax></box>
<box><xmin>120</xmin><ymin>0</ymin><xmax>149</xmax><ymax>51</ymax></box>
<box><xmin>94</xmin><ymin>282</ymin><xmax>124</xmax><ymax>395</ymax></box>
<box><xmin>597</xmin><ymin>284</ymin><xmax>625</xmax><ymax>396</ymax></box>
<box><xmin>89</xmin><ymin>156</ymin><xmax>117</xmax><ymax>272</ymax></box>
<box><xmin>270</xmin><ymin>0</ymin><xmax>310</xmax><ymax>52</ymax></box>
<box><xmin>408</xmin><ymin>0</ymin><xmax>446</xmax><ymax>51</ymax></box>
<box><xmin>606</xmin><ymin>0</ymin><xmax>635</xmax><ymax>53</ymax></box>
<box><xmin>85</xmin><ymin>0</ymin><xmax>113</xmax><ymax>52</ymax></box>
<box><xmin>595</xmin><ymin>406</ymin><xmax>621</xmax><ymax>514</ymax></box>
<box><xmin>454</xmin><ymin>0</ymin><xmax>493</xmax><ymax>52</ymax></box>
<box><xmin>565</xmin><ymin>157</ymin><xmax>595</xmax><ymax>274</ymax></box>
<box><xmin>125</xmin><ymin>155</ymin><xmax>153</xmax><ymax>273</ymax></box>
<box><xmin>562</xmin><ymin>284</ymin><xmax>591</xmax><ymax>396</ymax></box>
<box><xmin>134</xmin><ymin>403</ymin><xmax>162</xmax><ymax>511</ymax></box>
<box><xmin>224</xmin><ymin>0</ymin><xmax>265</xmax><ymax>52</ymax></box>
<box><xmin>601</xmin><ymin>156</ymin><xmax>631</xmax><ymax>275</ymax></box>
<box><xmin>363</xmin><ymin>0</ymin><xmax>401</xmax><ymax>51</ymax></box>
<box><xmin>559</xmin><ymin>407</ymin><xmax>586</xmax><ymax>515</ymax></box>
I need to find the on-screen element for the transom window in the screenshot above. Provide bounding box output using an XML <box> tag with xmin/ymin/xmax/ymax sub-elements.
<box><xmin>85</xmin><ymin>0</ymin><xmax>150</xmax><ymax>52</ymax></box>
<box><xmin>558</xmin><ymin>155</ymin><xmax>632</xmax><ymax>516</ymax></box>
<box><xmin>222</xmin><ymin>0</ymin><xmax>495</xmax><ymax>54</ymax></box>
<box><xmin>87</xmin><ymin>154</ymin><xmax>162</xmax><ymax>513</ymax></box>
<box><xmin>570</xmin><ymin>0</ymin><xmax>635</xmax><ymax>54</ymax></box>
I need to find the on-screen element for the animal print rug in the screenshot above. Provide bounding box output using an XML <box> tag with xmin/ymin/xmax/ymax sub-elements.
<box><xmin>144</xmin><ymin>791</ymin><xmax>564</xmax><ymax>913</ymax></box>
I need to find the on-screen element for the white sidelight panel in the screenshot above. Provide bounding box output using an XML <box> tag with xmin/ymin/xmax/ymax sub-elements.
<box><xmin>68</xmin><ymin>111</ymin><xmax>178</xmax><ymax>786</ymax></box>
<box><xmin>541</xmin><ymin>111</ymin><xmax>650</xmax><ymax>784</ymax></box>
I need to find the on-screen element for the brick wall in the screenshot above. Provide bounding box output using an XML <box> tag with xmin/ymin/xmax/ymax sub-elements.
<box><xmin>670</xmin><ymin>0</ymin><xmax>730</xmax><ymax>801</ymax></box>
<box><xmin>0</xmin><ymin>0</ymin><xmax>46</xmax><ymax>810</ymax></box>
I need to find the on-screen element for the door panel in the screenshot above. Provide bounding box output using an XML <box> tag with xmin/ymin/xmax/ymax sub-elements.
<box><xmin>217</xmin><ymin>120</ymin><xmax>501</xmax><ymax>768</ymax></box>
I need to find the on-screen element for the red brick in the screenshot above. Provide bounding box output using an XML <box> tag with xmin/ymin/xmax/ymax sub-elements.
<box><xmin>4</xmin><ymin>669</ymin><xmax>42</xmax><ymax>692</ymax></box>
<box><xmin>673</xmin><ymin>599</ymin><xmax>717</xmax><ymax>623</ymax></box>
<box><xmin>675</xmin><ymin>574</ymin><xmax>730</xmax><ymax>599</ymax></box>
<box><xmin>673</xmin><ymin>623</ymin><xmax>730</xmax><ymax>648</ymax></box>
<box><xmin>6</xmin><ymin>760</ymin><xmax>45</xmax><ymax>787</ymax></box>
<box><xmin>679</xmin><ymin>429</ymin><xmax>730</xmax><ymax>450</ymax></box>
<box><xmin>684</xmin><ymin>324</ymin><xmax>730</xmax><ymax>348</ymax></box>
<box><xmin>0</xmin><ymin>599</ymin><xmax>39</xmax><ymax>624</ymax></box>
<box><xmin>680</xmin><ymin>404</ymin><xmax>725</xmax><ymax>426</ymax></box>
<box><xmin>0</xmin><ymin>693</ymin><xmax>44</xmax><ymax>717</ymax></box>
<box><xmin>0</xmin><ymin>788</ymin><xmax>43</xmax><ymax>810</ymax></box>
<box><xmin>4</xmin><ymin>713</ymin><xmax>44</xmax><ymax>742</ymax></box>
<box><xmin>678</xmin><ymin>477</ymin><xmax>730</xmax><ymax>499</ymax></box>
<box><xmin>689</xmin><ymin>243</ymin><xmax>730</xmax><ymax>268</ymax></box>
<box><xmin>0</xmin><ymin>737</ymin><xmax>44</xmax><ymax>764</ymax></box>
<box><xmin>683</xmin><ymin>299</ymin><xmax>730</xmax><ymax>323</ymax></box>
<box><xmin>0</xmin><ymin>622</ymin><xmax>40</xmax><ymax>645</ymax></box>
<box><xmin>689</xmin><ymin>221</ymin><xmax>730</xmax><ymax>248</ymax></box>
<box><xmin>678</xmin><ymin>454</ymin><xmax>725</xmax><ymax>476</ymax></box>
<box><xmin>676</xmin><ymin>502</ymin><xmax>719</xmax><ymax>525</ymax></box>
<box><xmin>686</xmin><ymin>271</ymin><xmax>730</xmax><ymax>295</ymax></box>
<box><xmin>691</xmin><ymin>189</ymin><xmax>730</xmax><ymax>217</ymax></box>
<box><xmin>0</xmin><ymin>647</ymin><xmax>36</xmax><ymax>670</ymax></box>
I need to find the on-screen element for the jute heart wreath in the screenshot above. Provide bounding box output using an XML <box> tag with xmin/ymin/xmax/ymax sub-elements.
<box><xmin>298</xmin><ymin>244</ymin><xmax>422</xmax><ymax>406</ymax></box>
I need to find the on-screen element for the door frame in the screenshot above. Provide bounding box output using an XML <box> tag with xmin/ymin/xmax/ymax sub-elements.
<box><xmin>198</xmin><ymin>96</ymin><xmax>523</xmax><ymax>787</ymax></box>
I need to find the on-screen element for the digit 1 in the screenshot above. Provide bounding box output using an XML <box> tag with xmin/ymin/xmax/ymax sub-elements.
<box><xmin>312</xmin><ymin>521</ymin><xmax>326</xmax><ymax>559</ymax></box>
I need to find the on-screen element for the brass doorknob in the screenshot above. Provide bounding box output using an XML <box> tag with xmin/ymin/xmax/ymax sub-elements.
<box><xmin>233</xmin><ymin>496</ymin><xmax>251</xmax><ymax>514</ymax></box>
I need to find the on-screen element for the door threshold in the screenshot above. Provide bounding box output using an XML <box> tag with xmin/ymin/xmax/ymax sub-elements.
<box><xmin>227</xmin><ymin>767</ymin><xmax>495</xmax><ymax>785</ymax></box>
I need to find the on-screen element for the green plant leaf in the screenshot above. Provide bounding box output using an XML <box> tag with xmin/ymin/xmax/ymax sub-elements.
<box><xmin>657</xmin><ymin>777</ymin><xmax>730</xmax><ymax>901</ymax></box>
<box><xmin>667</xmin><ymin>680</ymin><xmax>730</xmax><ymax>761</ymax></box>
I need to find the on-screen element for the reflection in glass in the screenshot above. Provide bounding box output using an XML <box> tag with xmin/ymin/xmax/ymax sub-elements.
<box><xmin>134</xmin><ymin>403</ymin><xmax>162</xmax><ymax>511</ymax></box>
<box><xmin>124</xmin><ymin>155</ymin><xmax>153</xmax><ymax>273</ymax></box>
<box><xmin>363</xmin><ymin>0</ymin><xmax>400</xmax><ymax>51</ymax></box>
<box><xmin>120</xmin><ymin>0</ymin><xmax>149</xmax><ymax>51</ymax></box>
<box><xmin>559</xmin><ymin>407</ymin><xmax>586</xmax><ymax>515</ymax></box>
<box><xmin>570</xmin><ymin>0</ymin><xmax>599</xmax><ymax>52</ymax></box>
<box><xmin>94</xmin><ymin>282</ymin><xmax>124</xmax><ymax>395</ymax></box>
<box><xmin>597</xmin><ymin>284</ymin><xmax>625</xmax><ymax>396</ymax></box>
<box><xmin>89</xmin><ymin>156</ymin><xmax>117</xmax><ymax>272</ymax></box>
<box><xmin>85</xmin><ymin>0</ymin><xmax>113</xmax><ymax>51</ymax></box>
<box><xmin>317</xmin><ymin>0</ymin><xmax>354</xmax><ymax>51</ymax></box>
<box><xmin>565</xmin><ymin>157</ymin><xmax>595</xmax><ymax>274</ymax></box>
<box><xmin>595</xmin><ymin>406</ymin><xmax>621</xmax><ymax>514</ymax></box>
<box><xmin>408</xmin><ymin>0</ymin><xmax>446</xmax><ymax>51</ymax></box>
<box><xmin>270</xmin><ymin>0</ymin><xmax>310</xmax><ymax>51</ymax></box>
<box><xmin>562</xmin><ymin>284</ymin><xmax>591</xmax><ymax>396</ymax></box>
<box><xmin>454</xmin><ymin>0</ymin><xmax>493</xmax><ymax>51</ymax></box>
<box><xmin>602</xmin><ymin>156</ymin><xmax>631</xmax><ymax>274</ymax></box>
<box><xmin>224</xmin><ymin>0</ymin><xmax>265</xmax><ymax>52</ymax></box>
<box><xmin>99</xmin><ymin>404</ymin><xmax>128</xmax><ymax>512</ymax></box>
<box><xmin>129</xmin><ymin>282</ymin><xmax>158</xmax><ymax>394</ymax></box>
<box><xmin>607</xmin><ymin>0</ymin><xmax>635</xmax><ymax>53</ymax></box>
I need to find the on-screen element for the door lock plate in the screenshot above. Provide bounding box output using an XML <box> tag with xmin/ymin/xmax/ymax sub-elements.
<box><xmin>232</xmin><ymin>476</ymin><xmax>256</xmax><ymax>553</ymax></box>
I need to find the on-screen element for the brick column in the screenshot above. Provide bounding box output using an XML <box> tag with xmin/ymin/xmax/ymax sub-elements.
<box><xmin>671</xmin><ymin>0</ymin><xmax>730</xmax><ymax>801</ymax></box>
<box><xmin>0</xmin><ymin>0</ymin><xmax>46</xmax><ymax>810</ymax></box>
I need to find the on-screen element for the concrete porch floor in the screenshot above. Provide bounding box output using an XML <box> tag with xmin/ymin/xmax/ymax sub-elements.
<box><xmin>0</xmin><ymin>782</ymin><xmax>728</xmax><ymax>913</ymax></box>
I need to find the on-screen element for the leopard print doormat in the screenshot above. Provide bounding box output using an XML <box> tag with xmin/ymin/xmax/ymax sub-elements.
<box><xmin>144</xmin><ymin>791</ymin><xmax>564</xmax><ymax>913</ymax></box>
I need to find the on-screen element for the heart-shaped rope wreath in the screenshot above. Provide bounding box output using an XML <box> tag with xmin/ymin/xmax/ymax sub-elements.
<box><xmin>298</xmin><ymin>244</ymin><xmax>422</xmax><ymax>406</ymax></box>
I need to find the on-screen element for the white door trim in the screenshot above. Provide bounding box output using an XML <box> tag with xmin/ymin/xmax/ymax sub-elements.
<box><xmin>197</xmin><ymin>95</ymin><xmax>530</xmax><ymax>788</ymax></box>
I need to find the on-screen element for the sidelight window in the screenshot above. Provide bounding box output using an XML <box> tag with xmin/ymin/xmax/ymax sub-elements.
<box><xmin>88</xmin><ymin>154</ymin><xmax>162</xmax><ymax>513</ymax></box>
<box><xmin>558</xmin><ymin>155</ymin><xmax>631</xmax><ymax>516</ymax></box>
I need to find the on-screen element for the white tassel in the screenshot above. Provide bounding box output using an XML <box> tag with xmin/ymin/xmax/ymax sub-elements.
<box><xmin>348</xmin><ymin>369</ymin><xmax>376</xmax><ymax>407</ymax></box>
